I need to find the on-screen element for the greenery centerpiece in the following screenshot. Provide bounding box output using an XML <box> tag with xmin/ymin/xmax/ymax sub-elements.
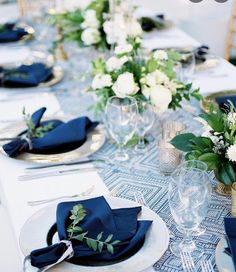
<box><xmin>90</xmin><ymin>40</ymin><xmax>201</xmax><ymax>114</ymax></box>
<box><xmin>171</xmin><ymin>103</ymin><xmax>236</xmax><ymax>195</ymax></box>
<box><xmin>50</xmin><ymin>0</ymin><xmax>142</xmax><ymax>50</ymax></box>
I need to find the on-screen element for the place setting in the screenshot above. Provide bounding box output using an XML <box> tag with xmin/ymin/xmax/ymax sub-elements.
<box><xmin>1</xmin><ymin>0</ymin><xmax>236</xmax><ymax>272</ymax></box>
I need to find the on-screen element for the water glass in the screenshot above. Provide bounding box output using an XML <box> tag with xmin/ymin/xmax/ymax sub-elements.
<box><xmin>105</xmin><ymin>96</ymin><xmax>138</xmax><ymax>162</ymax></box>
<box><xmin>168</xmin><ymin>165</ymin><xmax>211</xmax><ymax>257</ymax></box>
<box><xmin>135</xmin><ymin>102</ymin><xmax>155</xmax><ymax>153</ymax></box>
<box><xmin>179</xmin><ymin>50</ymin><xmax>195</xmax><ymax>82</ymax></box>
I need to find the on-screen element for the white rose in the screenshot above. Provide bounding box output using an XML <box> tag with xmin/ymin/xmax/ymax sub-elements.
<box><xmin>92</xmin><ymin>74</ymin><xmax>112</xmax><ymax>90</ymax></box>
<box><xmin>153</xmin><ymin>50</ymin><xmax>168</xmax><ymax>61</ymax></box>
<box><xmin>106</xmin><ymin>56</ymin><xmax>129</xmax><ymax>71</ymax></box>
<box><xmin>150</xmin><ymin>85</ymin><xmax>172</xmax><ymax>112</ymax></box>
<box><xmin>114</xmin><ymin>44</ymin><xmax>133</xmax><ymax>55</ymax></box>
<box><xmin>145</xmin><ymin>70</ymin><xmax>169</xmax><ymax>87</ymax></box>
<box><xmin>81</xmin><ymin>10</ymin><xmax>100</xmax><ymax>29</ymax></box>
<box><xmin>165</xmin><ymin>80</ymin><xmax>178</xmax><ymax>95</ymax></box>
<box><xmin>81</xmin><ymin>28</ymin><xmax>101</xmax><ymax>45</ymax></box>
<box><xmin>227</xmin><ymin>144</ymin><xmax>236</xmax><ymax>162</ymax></box>
<box><xmin>112</xmin><ymin>72</ymin><xmax>139</xmax><ymax>98</ymax></box>
<box><xmin>127</xmin><ymin>19</ymin><xmax>142</xmax><ymax>37</ymax></box>
<box><xmin>142</xmin><ymin>86</ymin><xmax>152</xmax><ymax>99</ymax></box>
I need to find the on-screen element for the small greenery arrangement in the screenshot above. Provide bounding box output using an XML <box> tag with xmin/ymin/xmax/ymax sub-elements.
<box><xmin>67</xmin><ymin>204</ymin><xmax>120</xmax><ymax>254</ymax></box>
<box><xmin>171</xmin><ymin>103</ymin><xmax>236</xmax><ymax>186</ymax></box>
<box><xmin>23</xmin><ymin>108</ymin><xmax>54</xmax><ymax>138</ymax></box>
<box><xmin>91</xmin><ymin>43</ymin><xmax>201</xmax><ymax>114</ymax></box>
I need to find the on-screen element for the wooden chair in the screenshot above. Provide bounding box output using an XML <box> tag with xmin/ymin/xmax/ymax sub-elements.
<box><xmin>225</xmin><ymin>0</ymin><xmax>236</xmax><ymax>60</ymax></box>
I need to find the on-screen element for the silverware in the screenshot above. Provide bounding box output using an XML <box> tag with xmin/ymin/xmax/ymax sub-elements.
<box><xmin>18</xmin><ymin>166</ymin><xmax>100</xmax><ymax>181</ymax></box>
<box><xmin>27</xmin><ymin>185</ymin><xmax>95</xmax><ymax>206</ymax></box>
<box><xmin>25</xmin><ymin>159</ymin><xmax>105</xmax><ymax>172</ymax></box>
<box><xmin>200</xmin><ymin>260</ymin><xmax>214</xmax><ymax>272</ymax></box>
<box><xmin>180</xmin><ymin>251</ymin><xmax>196</xmax><ymax>272</ymax></box>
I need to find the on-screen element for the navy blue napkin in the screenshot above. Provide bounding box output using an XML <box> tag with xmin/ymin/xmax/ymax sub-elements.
<box><xmin>1</xmin><ymin>63</ymin><xmax>53</xmax><ymax>87</ymax></box>
<box><xmin>0</xmin><ymin>22</ymin><xmax>28</xmax><ymax>43</ymax></box>
<box><xmin>30</xmin><ymin>196</ymin><xmax>152</xmax><ymax>269</ymax></box>
<box><xmin>215</xmin><ymin>95</ymin><xmax>236</xmax><ymax>112</ymax></box>
<box><xmin>194</xmin><ymin>45</ymin><xmax>210</xmax><ymax>63</ymax></box>
<box><xmin>3</xmin><ymin>107</ymin><xmax>98</xmax><ymax>157</ymax></box>
<box><xmin>224</xmin><ymin>217</ymin><xmax>236</xmax><ymax>268</ymax></box>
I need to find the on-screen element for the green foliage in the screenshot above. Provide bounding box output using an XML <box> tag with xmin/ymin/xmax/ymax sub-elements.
<box><xmin>170</xmin><ymin>133</ymin><xmax>196</xmax><ymax>152</ymax></box>
<box><xmin>67</xmin><ymin>204</ymin><xmax>120</xmax><ymax>254</ymax></box>
<box><xmin>218</xmin><ymin>163</ymin><xmax>236</xmax><ymax>186</ymax></box>
<box><xmin>22</xmin><ymin>108</ymin><xmax>54</xmax><ymax>139</ymax></box>
<box><xmin>199</xmin><ymin>107</ymin><xmax>225</xmax><ymax>133</ymax></box>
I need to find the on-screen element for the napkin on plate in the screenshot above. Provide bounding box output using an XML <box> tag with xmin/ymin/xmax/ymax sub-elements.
<box><xmin>29</xmin><ymin>196</ymin><xmax>152</xmax><ymax>269</ymax></box>
<box><xmin>215</xmin><ymin>94</ymin><xmax>236</xmax><ymax>112</ymax></box>
<box><xmin>1</xmin><ymin>63</ymin><xmax>53</xmax><ymax>87</ymax></box>
<box><xmin>3</xmin><ymin>107</ymin><xmax>99</xmax><ymax>157</ymax></box>
<box><xmin>224</xmin><ymin>217</ymin><xmax>236</xmax><ymax>268</ymax></box>
<box><xmin>0</xmin><ymin>22</ymin><xmax>28</xmax><ymax>43</ymax></box>
<box><xmin>141</xmin><ymin>14</ymin><xmax>165</xmax><ymax>32</ymax></box>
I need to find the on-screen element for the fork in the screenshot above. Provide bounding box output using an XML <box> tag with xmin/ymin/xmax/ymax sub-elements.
<box><xmin>180</xmin><ymin>251</ymin><xmax>196</xmax><ymax>272</ymax></box>
<box><xmin>200</xmin><ymin>260</ymin><xmax>214</xmax><ymax>272</ymax></box>
<box><xmin>27</xmin><ymin>185</ymin><xmax>95</xmax><ymax>206</ymax></box>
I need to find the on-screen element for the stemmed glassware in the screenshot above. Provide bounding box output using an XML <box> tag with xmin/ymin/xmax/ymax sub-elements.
<box><xmin>178</xmin><ymin>50</ymin><xmax>195</xmax><ymax>82</ymax></box>
<box><xmin>135</xmin><ymin>102</ymin><xmax>155</xmax><ymax>153</ymax></box>
<box><xmin>168</xmin><ymin>160</ymin><xmax>211</xmax><ymax>257</ymax></box>
<box><xmin>105</xmin><ymin>96</ymin><xmax>138</xmax><ymax>162</ymax></box>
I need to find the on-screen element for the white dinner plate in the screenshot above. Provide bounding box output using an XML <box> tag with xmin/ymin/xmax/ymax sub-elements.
<box><xmin>215</xmin><ymin>238</ymin><xmax>235</xmax><ymax>272</ymax></box>
<box><xmin>19</xmin><ymin>196</ymin><xmax>170</xmax><ymax>272</ymax></box>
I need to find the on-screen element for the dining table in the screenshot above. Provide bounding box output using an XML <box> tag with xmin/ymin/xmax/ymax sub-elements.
<box><xmin>0</xmin><ymin>2</ymin><xmax>235</xmax><ymax>272</ymax></box>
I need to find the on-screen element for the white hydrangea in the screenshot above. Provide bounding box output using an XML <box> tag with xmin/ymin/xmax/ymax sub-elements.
<box><xmin>81</xmin><ymin>28</ymin><xmax>101</xmax><ymax>45</ymax></box>
<box><xmin>81</xmin><ymin>10</ymin><xmax>100</xmax><ymax>29</ymax></box>
<box><xmin>112</xmin><ymin>72</ymin><xmax>139</xmax><ymax>98</ymax></box>
<box><xmin>92</xmin><ymin>74</ymin><xmax>112</xmax><ymax>90</ymax></box>
<box><xmin>114</xmin><ymin>44</ymin><xmax>133</xmax><ymax>55</ymax></box>
<box><xmin>227</xmin><ymin>112</ymin><xmax>236</xmax><ymax>126</ymax></box>
<box><xmin>153</xmin><ymin>50</ymin><xmax>168</xmax><ymax>61</ymax></box>
<box><xmin>227</xmin><ymin>144</ymin><xmax>236</xmax><ymax>162</ymax></box>
<box><xmin>149</xmin><ymin>85</ymin><xmax>172</xmax><ymax>112</ymax></box>
<box><xmin>106</xmin><ymin>56</ymin><xmax>129</xmax><ymax>71</ymax></box>
<box><xmin>145</xmin><ymin>70</ymin><xmax>169</xmax><ymax>87</ymax></box>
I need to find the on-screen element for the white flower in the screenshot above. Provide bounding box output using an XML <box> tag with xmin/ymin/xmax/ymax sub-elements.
<box><xmin>81</xmin><ymin>28</ymin><xmax>101</xmax><ymax>45</ymax></box>
<box><xmin>114</xmin><ymin>44</ymin><xmax>133</xmax><ymax>55</ymax></box>
<box><xmin>92</xmin><ymin>74</ymin><xmax>112</xmax><ymax>90</ymax></box>
<box><xmin>141</xmin><ymin>86</ymin><xmax>152</xmax><ymax>99</ymax></box>
<box><xmin>106</xmin><ymin>56</ymin><xmax>129</xmax><ymax>71</ymax></box>
<box><xmin>165</xmin><ymin>80</ymin><xmax>178</xmax><ymax>95</ymax></box>
<box><xmin>227</xmin><ymin>144</ymin><xmax>236</xmax><ymax>162</ymax></box>
<box><xmin>145</xmin><ymin>70</ymin><xmax>169</xmax><ymax>87</ymax></box>
<box><xmin>112</xmin><ymin>72</ymin><xmax>139</xmax><ymax>98</ymax></box>
<box><xmin>153</xmin><ymin>50</ymin><xmax>168</xmax><ymax>61</ymax></box>
<box><xmin>127</xmin><ymin>19</ymin><xmax>142</xmax><ymax>37</ymax></box>
<box><xmin>149</xmin><ymin>85</ymin><xmax>172</xmax><ymax>112</ymax></box>
<box><xmin>81</xmin><ymin>10</ymin><xmax>100</xmax><ymax>29</ymax></box>
<box><xmin>227</xmin><ymin>112</ymin><xmax>236</xmax><ymax>126</ymax></box>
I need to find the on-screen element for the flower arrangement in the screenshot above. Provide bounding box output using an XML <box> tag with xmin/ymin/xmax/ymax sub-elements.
<box><xmin>90</xmin><ymin>41</ymin><xmax>200</xmax><ymax>114</ymax></box>
<box><xmin>171</xmin><ymin>103</ymin><xmax>236</xmax><ymax>187</ymax></box>
<box><xmin>51</xmin><ymin>0</ymin><xmax>142</xmax><ymax>49</ymax></box>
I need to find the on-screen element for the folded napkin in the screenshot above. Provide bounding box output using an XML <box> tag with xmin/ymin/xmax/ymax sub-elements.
<box><xmin>29</xmin><ymin>196</ymin><xmax>152</xmax><ymax>270</ymax></box>
<box><xmin>0</xmin><ymin>22</ymin><xmax>28</xmax><ymax>43</ymax></box>
<box><xmin>215</xmin><ymin>95</ymin><xmax>236</xmax><ymax>112</ymax></box>
<box><xmin>141</xmin><ymin>14</ymin><xmax>165</xmax><ymax>32</ymax></box>
<box><xmin>3</xmin><ymin>107</ymin><xmax>98</xmax><ymax>157</ymax></box>
<box><xmin>1</xmin><ymin>63</ymin><xmax>53</xmax><ymax>87</ymax></box>
<box><xmin>194</xmin><ymin>45</ymin><xmax>210</xmax><ymax>63</ymax></box>
<box><xmin>224</xmin><ymin>217</ymin><xmax>236</xmax><ymax>269</ymax></box>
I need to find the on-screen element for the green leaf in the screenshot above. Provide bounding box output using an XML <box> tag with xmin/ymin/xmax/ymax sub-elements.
<box><xmin>90</xmin><ymin>240</ymin><xmax>98</xmax><ymax>251</ymax></box>
<box><xmin>185</xmin><ymin>150</ymin><xmax>202</xmax><ymax>160</ymax></box>
<box><xmin>198</xmin><ymin>153</ymin><xmax>220</xmax><ymax>170</ymax></box>
<box><xmin>170</xmin><ymin>133</ymin><xmax>196</xmax><ymax>152</ymax></box>
<box><xmin>98</xmin><ymin>241</ymin><xmax>103</xmax><ymax>253</ymax></box>
<box><xmin>218</xmin><ymin>163</ymin><xmax>236</xmax><ymax>186</ymax></box>
<box><xmin>73</xmin><ymin>226</ymin><xmax>83</xmax><ymax>232</ymax></box>
<box><xmin>105</xmin><ymin>234</ymin><xmax>113</xmax><ymax>243</ymax></box>
<box><xmin>107</xmin><ymin>244</ymin><xmax>114</xmax><ymax>254</ymax></box>
<box><xmin>111</xmin><ymin>240</ymin><xmax>120</xmax><ymax>245</ymax></box>
<box><xmin>97</xmin><ymin>232</ymin><xmax>103</xmax><ymax>241</ymax></box>
<box><xmin>86</xmin><ymin>238</ymin><xmax>92</xmax><ymax>248</ymax></box>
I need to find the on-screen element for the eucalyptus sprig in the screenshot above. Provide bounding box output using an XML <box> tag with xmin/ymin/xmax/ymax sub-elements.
<box><xmin>67</xmin><ymin>204</ymin><xmax>120</xmax><ymax>254</ymax></box>
<box><xmin>22</xmin><ymin>108</ymin><xmax>54</xmax><ymax>138</ymax></box>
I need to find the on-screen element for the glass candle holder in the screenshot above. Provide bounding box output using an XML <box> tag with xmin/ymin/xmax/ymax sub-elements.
<box><xmin>162</xmin><ymin>121</ymin><xmax>186</xmax><ymax>141</ymax></box>
<box><xmin>158</xmin><ymin>140</ymin><xmax>181</xmax><ymax>175</ymax></box>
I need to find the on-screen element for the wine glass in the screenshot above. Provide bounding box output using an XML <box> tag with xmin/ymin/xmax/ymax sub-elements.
<box><xmin>178</xmin><ymin>50</ymin><xmax>195</xmax><ymax>82</ymax></box>
<box><xmin>135</xmin><ymin>102</ymin><xmax>155</xmax><ymax>153</ymax></box>
<box><xmin>105</xmin><ymin>96</ymin><xmax>138</xmax><ymax>162</ymax></box>
<box><xmin>168</xmin><ymin>165</ymin><xmax>211</xmax><ymax>257</ymax></box>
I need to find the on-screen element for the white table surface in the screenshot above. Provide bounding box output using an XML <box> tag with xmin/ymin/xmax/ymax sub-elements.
<box><xmin>0</xmin><ymin>3</ymin><xmax>236</xmax><ymax>272</ymax></box>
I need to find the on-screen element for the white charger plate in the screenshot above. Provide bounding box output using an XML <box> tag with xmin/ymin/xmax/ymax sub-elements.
<box><xmin>215</xmin><ymin>238</ymin><xmax>235</xmax><ymax>272</ymax></box>
<box><xmin>19</xmin><ymin>196</ymin><xmax>170</xmax><ymax>272</ymax></box>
